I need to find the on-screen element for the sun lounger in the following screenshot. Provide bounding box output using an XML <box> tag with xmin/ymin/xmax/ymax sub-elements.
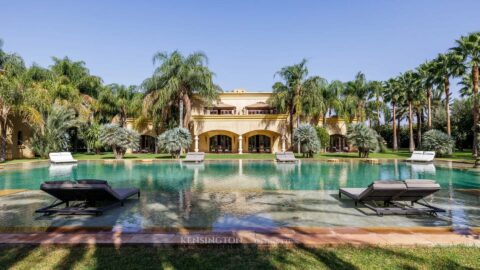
<box><xmin>183</xmin><ymin>152</ymin><xmax>205</xmax><ymax>163</ymax></box>
<box><xmin>36</xmin><ymin>179</ymin><xmax>140</xmax><ymax>216</ymax></box>
<box><xmin>49</xmin><ymin>152</ymin><xmax>78</xmax><ymax>164</ymax></box>
<box><xmin>406</xmin><ymin>151</ymin><xmax>435</xmax><ymax>162</ymax></box>
<box><xmin>276</xmin><ymin>151</ymin><xmax>297</xmax><ymax>162</ymax></box>
<box><xmin>339</xmin><ymin>180</ymin><xmax>444</xmax><ymax>215</ymax></box>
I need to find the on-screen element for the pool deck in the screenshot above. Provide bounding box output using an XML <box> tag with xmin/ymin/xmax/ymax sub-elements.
<box><xmin>0</xmin><ymin>227</ymin><xmax>478</xmax><ymax>246</ymax></box>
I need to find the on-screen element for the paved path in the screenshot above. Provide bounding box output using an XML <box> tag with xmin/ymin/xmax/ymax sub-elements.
<box><xmin>0</xmin><ymin>228</ymin><xmax>478</xmax><ymax>246</ymax></box>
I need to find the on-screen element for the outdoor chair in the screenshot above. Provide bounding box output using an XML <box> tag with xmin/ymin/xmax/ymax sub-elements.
<box><xmin>36</xmin><ymin>179</ymin><xmax>140</xmax><ymax>216</ymax></box>
<box><xmin>275</xmin><ymin>151</ymin><xmax>297</xmax><ymax>162</ymax></box>
<box><xmin>183</xmin><ymin>152</ymin><xmax>205</xmax><ymax>163</ymax></box>
<box><xmin>339</xmin><ymin>179</ymin><xmax>444</xmax><ymax>216</ymax></box>
<box><xmin>49</xmin><ymin>152</ymin><xmax>78</xmax><ymax>164</ymax></box>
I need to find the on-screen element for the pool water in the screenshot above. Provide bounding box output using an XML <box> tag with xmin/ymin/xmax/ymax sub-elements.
<box><xmin>0</xmin><ymin>160</ymin><xmax>478</xmax><ymax>191</ymax></box>
<box><xmin>0</xmin><ymin>160</ymin><xmax>478</xmax><ymax>232</ymax></box>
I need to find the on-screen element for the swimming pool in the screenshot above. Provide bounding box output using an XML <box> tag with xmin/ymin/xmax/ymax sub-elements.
<box><xmin>0</xmin><ymin>160</ymin><xmax>478</xmax><ymax>232</ymax></box>
<box><xmin>0</xmin><ymin>160</ymin><xmax>478</xmax><ymax>191</ymax></box>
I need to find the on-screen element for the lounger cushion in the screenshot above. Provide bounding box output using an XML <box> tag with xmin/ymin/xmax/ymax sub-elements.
<box><xmin>76</xmin><ymin>179</ymin><xmax>109</xmax><ymax>185</ymax></box>
<box><xmin>114</xmin><ymin>188</ymin><xmax>140</xmax><ymax>199</ymax></box>
<box><xmin>339</xmin><ymin>188</ymin><xmax>366</xmax><ymax>200</ymax></box>
<box><xmin>44</xmin><ymin>180</ymin><xmax>74</xmax><ymax>185</ymax></box>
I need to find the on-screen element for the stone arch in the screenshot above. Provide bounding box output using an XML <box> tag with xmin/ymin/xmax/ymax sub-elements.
<box><xmin>242</xmin><ymin>130</ymin><xmax>282</xmax><ymax>153</ymax></box>
<box><xmin>196</xmin><ymin>130</ymin><xmax>240</xmax><ymax>153</ymax></box>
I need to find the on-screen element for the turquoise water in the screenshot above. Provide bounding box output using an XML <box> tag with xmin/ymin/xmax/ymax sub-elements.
<box><xmin>0</xmin><ymin>160</ymin><xmax>478</xmax><ymax>191</ymax></box>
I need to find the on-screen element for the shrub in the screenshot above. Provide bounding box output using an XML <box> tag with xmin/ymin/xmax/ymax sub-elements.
<box><xmin>78</xmin><ymin>123</ymin><xmax>102</xmax><ymax>153</ymax></box>
<box><xmin>157</xmin><ymin>127</ymin><xmax>192</xmax><ymax>158</ymax></box>
<box><xmin>346</xmin><ymin>123</ymin><xmax>382</xmax><ymax>158</ymax></box>
<box><xmin>421</xmin><ymin>129</ymin><xmax>455</xmax><ymax>157</ymax></box>
<box><xmin>315</xmin><ymin>126</ymin><xmax>330</xmax><ymax>152</ymax></box>
<box><xmin>293</xmin><ymin>124</ymin><xmax>321</xmax><ymax>158</ymax></box>
<box><xmin>99</xmin><ymin>124</ymin><xmax>140</xmax><ymax>159</ymax></box>
<box><xmin>30</xmin><ymin>105</ymin><xmax>76</xmax><ymax>158</ymax></box>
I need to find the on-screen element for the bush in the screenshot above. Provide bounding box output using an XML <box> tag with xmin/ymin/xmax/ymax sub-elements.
<box><xmin>99</xmin><ymin>124</ymin><xmax>140</xmax><ymax>159</ymax></box>
<box><xmin>293</xmin><ymin>124</ymin><xmax>321</xmax><ymax>158</ymax></box>
<box><xmin>315</xmin><ymin>126</ymin><xmax>330</xmax><ymax>152</ymax></box>
<box><xmin>30</xmin><ymin>105</ymin><xmax>76</xmax><ymax>158</ymax></box>
<box><xmin>78</xmin><ymin>123</ymin><xmax>102</xmax><ymax>154</ymax></box>
<box><xmin>421</xmin><ymin>129</ymin><xmax>455</xmax><ymax>157</ymax></box>
<box><xmin>347</xmin><ymin>123</ymin><xmax>383</xmax><ymax>158</ymax></box>
<box><xmin>157</xmin><ymin>127</ymin><xmax>192</xmax><ymax>158</ymax></box>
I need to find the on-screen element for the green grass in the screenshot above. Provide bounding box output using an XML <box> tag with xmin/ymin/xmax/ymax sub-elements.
<box><xmin>0</xmin><ymin>245</ymin><xmax>478</xmax><ymax>270</ymax></box>
<box><xmin>0</xmin><ymin>149</ymin><xmax>475</xmax><ymax>165</ymax></box>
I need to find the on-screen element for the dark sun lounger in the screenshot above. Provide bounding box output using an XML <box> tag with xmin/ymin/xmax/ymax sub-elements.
<box><xmin>339</xmin><ymin>180</ymin><xmax>444</xmax><ymax>216</ymax></box>
<box><xmin>36</xmin><ymin>179</ymin><xmax>140</xmax><ymax>216</ymax></box>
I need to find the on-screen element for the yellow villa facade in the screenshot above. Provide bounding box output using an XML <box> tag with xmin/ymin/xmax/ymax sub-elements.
<box><xmin>130</xmin><ymin>89</ymin><xmax>350</xmax><ymax>154</ymax></box>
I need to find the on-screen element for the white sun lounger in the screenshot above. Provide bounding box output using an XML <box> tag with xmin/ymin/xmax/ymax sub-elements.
<box><xmin>49</xmin><ymin>152</ymin><xmax>78</xmax><ymax>164</ymax></box>
<box><xmin>406</xmin><ymin>151</ymin><xmax>435</xmax><ymax>162</ymax></box>
<box><xmin>275</xmin><ymin>151</ymin><xmax>297</xmax><ymax>162</ymax></box>
<box><xmin>183</xmin><ymin>152</ymin><xmax>205</xmax><ymax>163</ymax></box>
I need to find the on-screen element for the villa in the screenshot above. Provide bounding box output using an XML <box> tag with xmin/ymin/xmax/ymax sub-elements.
<box><xmin>129</xmin><ymin>89</ymin><xmax>350</xmax><ymax>154</ymax></box>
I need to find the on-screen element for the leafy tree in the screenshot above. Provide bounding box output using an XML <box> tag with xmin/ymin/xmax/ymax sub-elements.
<box><xmin>98</xmin><ymin>84</ymin><xmax>142</xmax><ymax>127</ymax></box>
<box><xmin>451</xmin><ymin>32</ymin><xmax>480</xmax><ymax>156</ymax></box>
<box><xmin>315</xmin><ymin>126</ymin><xmax>330</xmax><ymax>152</ymax></box>
<box><xmin>29</xmin><ymin>105</ymin><xmax>76</xmax><ymax>158</ymax></box>
<box><xmin>451</xmin><ymin>98</ymin><xmax>474</xmax><ymax>150</ymax></box>
<box><xmin>99</xmin><ymin>124</ymin><xmax>140</xmax><ymax>159</ymax></box>
<box><xmin>143</xmin><ymin>51</ymin><xmax>219</xmax><ymax>129</ymax></box>
<box><xmin>293</xmin><ymin>124</ymin><xmax>320</xmax><ymax>157</ymax></box>
<box><xmin>78</xmin><ymin>123</ymin><xmax>102</xmax><ymax>153</ymax></box>
<box><xmin>343</xmin><ymin>72</ymin><xmax>371</xmax><ymax>122</ymax></box>
<box><xmin>421</xmin><ymin>129</ymin><xmax>455</xmax><ymax>156</ymax></box>
<box><xmin>269</xmin><ymin>59</ymin><xmax>326</xmax><ymax>145</ymax></box>
<box><xmin>346</xmin><ymin>123</ymin><xmax>381</xmax><ymax>158</ymax></box>
<box><xmin>157</xmin><ymin>127</ymin><xmax>192</xmax><ymax>158</ymax></box>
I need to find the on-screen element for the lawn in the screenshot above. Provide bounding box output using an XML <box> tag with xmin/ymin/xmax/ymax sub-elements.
<box><xmin>1</xmin><ymin>245</ymin><xmax>479</xmax><ymax>270</ymax></box>
<box><xmin>1</xmin><ymin>149</ymin><xmax>475</xmax><ymax>165</ymax></box>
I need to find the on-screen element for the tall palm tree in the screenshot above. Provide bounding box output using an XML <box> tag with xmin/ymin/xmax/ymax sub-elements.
<box><xmin>143</xmin><ymin>51</ymin><xmax>219</xmax><ymax>128</ymax></box>
<box><xmin>301</xmin><ymin>76</ymin><xmax>328</xmax><ymax>125</ymax></box>
<box><xmin>451</xmin><ymin>32</ymin><xmax>480</xmax><ymax>156</ymax></box>
<box><xmin>431</xmin><ymin>53</ymin><xmax>465</xmax><ymax>136</ymax></box>
<box><xmin>269</xmin><ymin>59</ymin><xmax>324</xmax><ymax>145</ymax></box>
<box><xmin>384</xmin><ymin>78</ymin><xmax>403</xmax><ymax>151</ymax></box>
<box><xmin>398</xmin><ymin>71</ymin><xmax>421</xmax><ymax>152</ymax></box>
<box><xmin>343</xmin><ymin>72</ymin><xmax>371</xmax><ymax>122</ymax></box>
<box><xmin>367</xmin><ymin>80</ymin><xmax>385</xmax><ymax>127</ymax></box>
<box><xmin>417</xmin><ymin>60</ymin><xmax>436</xmax><ymax>130</ymax></box>
<box><xmin>323</xmin><ymin>80</ymin><xmax>344</xmax><ymax>123</ymax></box>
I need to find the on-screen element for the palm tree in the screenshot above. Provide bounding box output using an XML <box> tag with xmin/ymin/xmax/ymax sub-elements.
<box><xmin>367</xmin><ymin>80</ymin><xmax>385</xmax><ymax>127</ymax></box>
<box><xmin>417</xmin><ymin>61</ymin><xmax>436</xmax><ymax>130</ymax></box>
<box><xmin>98</xmin><ymin>84</ymin><xmax>142</xmax><ymax>127</ymax></box>
<box><xmin>143</xmin><ymin>51</ymin><xmax>219</xmax><ymax>128</ymax></box>
<box><xmin>322</xmin><ymin>80</ymin><xmax>344</xmax><ymax>124</ymax></box>
<box><xmin>384</xmin><ymin>78</ymin><xmax>402</xmax><ymax>151</ymax></box>
<box><xmin>343</xmin><ymin>72</ymin><xmax>371</xmax><ymax>122</ymax></box>
<box><xmin>0</xmin><ymin>51</ymin><xmax>29</xmax><ymax>162</ymax></box>
<box><xmin>269</xmin><ymin>59</ymin><xmax>325</xmax><ymax>147</ymax></box>
<box><xmin>431</xmin><ymin>53</ymin><xmax>465</xmax><ymax>136</ymax></box>
<box><xmin>398</xmin><ymin>71</ymin><xmax>421</xmax><ymax>152</ymax></box>
<box><xmin>451</xmin><ymin>32</ymin><xmax>480</xmax><ymax>156</ymax></box>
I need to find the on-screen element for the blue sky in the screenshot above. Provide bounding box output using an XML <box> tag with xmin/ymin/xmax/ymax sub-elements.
<box><xmin>2</xmin><ymin>1</ymin><xmax>479</xmax><ymax>94</ymax></box>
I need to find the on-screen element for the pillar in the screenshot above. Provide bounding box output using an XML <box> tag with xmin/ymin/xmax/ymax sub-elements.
<box><xmin>238</xmin><ymin>135</ymin><xmax>243</xmax><ymax>154</ymax></box>
<box><xmin>281</xmin><ymin>135</ymin><xmax>286</xmax><ymax>152</ymax></box>
<box><xmin>194</xmin><ymin>135</ymin><xmax>199</xmax><ymax>152</ymax></box>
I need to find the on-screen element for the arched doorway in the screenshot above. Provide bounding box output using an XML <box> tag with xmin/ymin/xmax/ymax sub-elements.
<box><xmin>329</xmin><ymin>134</ymin><xmax>347</xmax><ymax>152</ymax></box>
<box><xmin>140</xmin><ymin>135</ymin><xmax>156</xmax><ymax>153</ymax></box>
<box><xmin>248</xmin><ymin>135</ymin><xmax>271</xmax><ymax>153</ymax></box>
<box><xmin>209</xmin><ymin>135</ymin><xmax>232</xmax><ymax>153</ymax></box>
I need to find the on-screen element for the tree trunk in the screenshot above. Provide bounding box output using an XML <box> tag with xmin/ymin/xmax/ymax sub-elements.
<box><xmin>408</xmin><ymin>101</ymin><xmax>415</xmax><ymax>152</ymax></box>
<box><xmin>444</xmin><ymin>77</ymin><xmax>451</xmax><ymax>136</ymax></box>
<box><xmin>289</xmin><ymin>108</ymin><xmax>295</xmax><ymax>146</ymax></box>
<box><xmin>427</xmin><ymin>87</ymin><xmax>432</xmax><ymax>130</ymax></box>
<box><xmin>416</xmin><ymin>110</ymin><xmax>422</xmax><ymax>147</ymax></box>
<box><xmin>182</xmin><ymin>94</ymin><xmax>191</xmax><ymax>128</ymax></box>
<box><xmin>473</xmin><ymin>64</ymin><xmax>479</xmax><ymax>157</ymax></box>
<box><xmin>322</xmin><ymin>112</ymin><xmax>327</xmax><ymax>126</ymax></box>
<box><xmin>0</xmin><ymin>119</ymin><xmax>7</xmax><ymax>162</ymax></box>
<box><xmin>392</xmin><ymin>103</ymin><xmax>398</xmax><ymax>151</ymax></box>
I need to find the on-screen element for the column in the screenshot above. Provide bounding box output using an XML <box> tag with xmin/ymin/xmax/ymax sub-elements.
<box><xmin>194</xmin><ymin>135</ymin><xmax>199</xmax><ymax>152</ymax></box>
<box><xmin>238</xmin><ymin>135</ymin><xmax>243</xmax><ymax>154</ymax></box>
<box><xmin>281</xmin><ymin>135</ymin><xmax>286</xmax><ymax>152</ymax></box>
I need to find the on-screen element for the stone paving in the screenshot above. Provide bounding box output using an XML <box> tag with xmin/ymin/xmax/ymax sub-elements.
<box><xmin>0</xmin><ymin>227</ymin><xmax>478</xmax><ymax>246</ymax></box>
